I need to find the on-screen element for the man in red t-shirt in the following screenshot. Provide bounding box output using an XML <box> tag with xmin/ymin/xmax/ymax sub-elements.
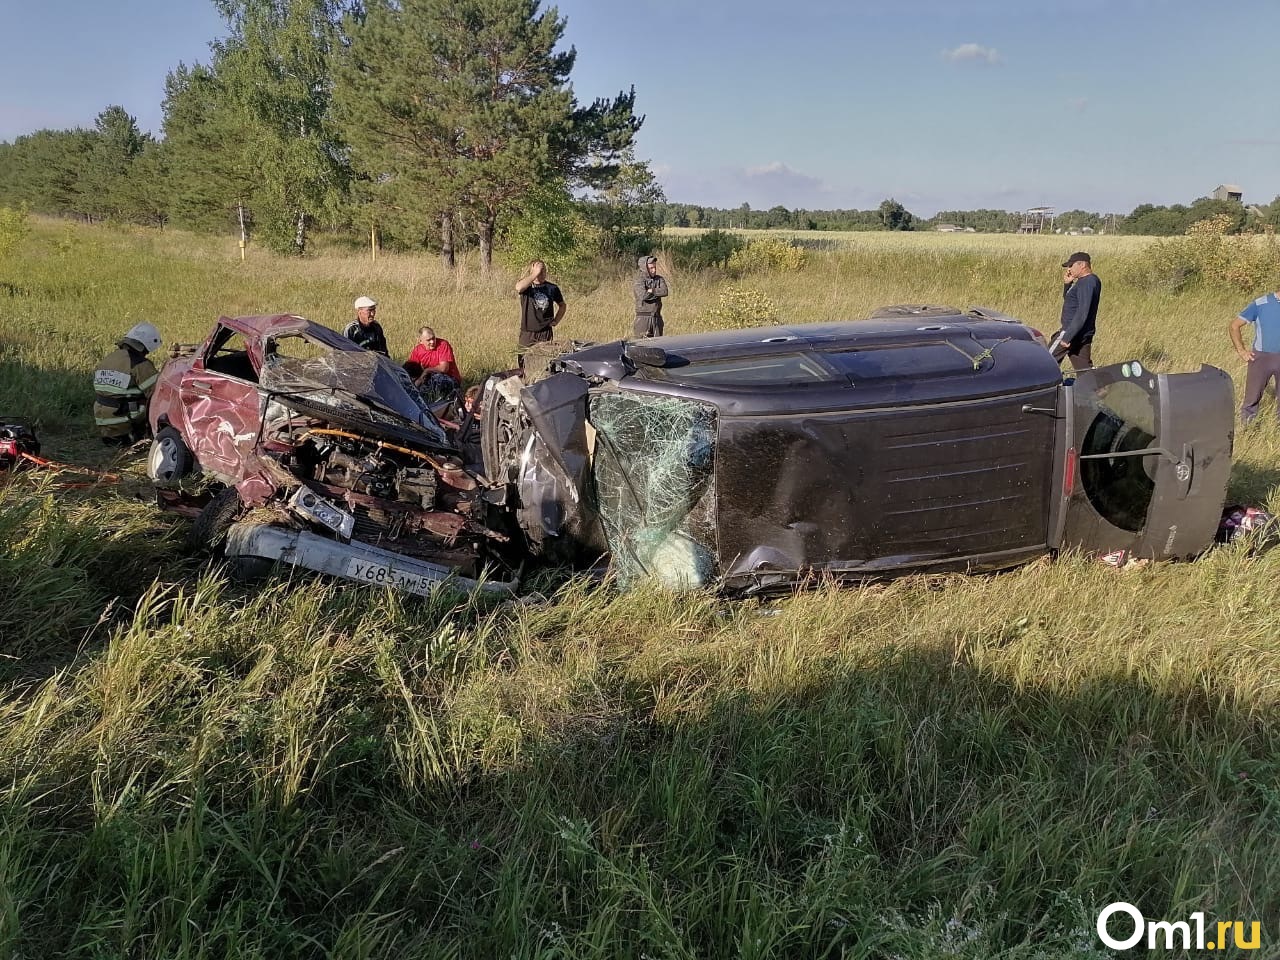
<box><xmin>405</xmin><ymin>326</ymin><xmax>462</xmax><ymax>400</ymax></box>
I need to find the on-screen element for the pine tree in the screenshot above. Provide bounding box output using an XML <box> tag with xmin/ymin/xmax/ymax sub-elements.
<box><xmin>0</xmin><ymin>129</ymin><xmax>95</xmax><ymax>217</ymax></box>
<box><xmin>161</xmin><ymin>62</ymin><xmax>256</xmax><ymax>233</ymax></box>
<box><xmin>81</xmin><ymin>106</ymin><xmax>152</xmax><ymax>222</ymax></box>
<box><xmin>333</xmin><ymin>0</ymin><xmax>641</xmax><ymax>271</ymax></box>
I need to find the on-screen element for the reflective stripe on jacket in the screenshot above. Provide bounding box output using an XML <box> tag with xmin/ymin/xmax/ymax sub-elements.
<box><xmin>93</xmin><ymin>344</ymin><xmax>158</xmax><ymax>436</ymax></box>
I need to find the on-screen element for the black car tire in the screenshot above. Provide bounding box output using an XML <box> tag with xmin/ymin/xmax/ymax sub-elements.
<box><xmin>229</xmin><ymin>555</ymin><xmax>274</xmax><ymax>582</ymax></box>
<box><xmin>188</xmin><ymin>486</ymin><xmax>245</xmax><ymax>555</ymax></box>
<box><xmin>148</xmin><ymin>426</ymin><xmax>194</xmax><ymax>486</ymax></box>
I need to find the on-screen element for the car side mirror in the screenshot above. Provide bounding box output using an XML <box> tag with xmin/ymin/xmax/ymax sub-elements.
<box><xmin>625</xmin><ymin>343</ymin><xmax>668</xmax><ymax>367</ymax></box>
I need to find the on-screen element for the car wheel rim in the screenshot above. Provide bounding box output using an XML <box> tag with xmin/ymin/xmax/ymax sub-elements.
<box><xmin>151</xmin><ymin>437</ymin><xmax>181</xmax><ymax>480</ymax></box>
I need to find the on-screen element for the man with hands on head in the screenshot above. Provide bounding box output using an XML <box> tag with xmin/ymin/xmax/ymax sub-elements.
<box><xmin>515</xmin><ymin>259</ymin><xmax>566</xmax><ymax>355</ymax></box>
<box><xmin>633</xmin><ymin>255</ymin><xmax>669</xmax><ymax>338</ymax></box>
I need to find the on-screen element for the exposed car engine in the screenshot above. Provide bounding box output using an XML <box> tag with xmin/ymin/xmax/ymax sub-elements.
<box><xmin>258</xmin><ymin>418</ymin><xmax>510</xmax><ymax>580</ymax></box>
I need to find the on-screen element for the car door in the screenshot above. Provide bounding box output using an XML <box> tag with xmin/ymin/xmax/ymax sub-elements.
<box><xmin>1055</xmin><ymin>361</ymin><xmax>1233</xmax><ymax>560</ymax></box>
<box><xmin>178</xmin><ymin>328</ymin><xmax>265</xmax><ymax>484</ymax></box>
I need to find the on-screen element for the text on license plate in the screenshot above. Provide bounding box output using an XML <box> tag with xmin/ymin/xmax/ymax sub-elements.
<box><xmin>345</xmin><ymin>558</ymin><xmax>437</xmax><ymax>595</ymax></box>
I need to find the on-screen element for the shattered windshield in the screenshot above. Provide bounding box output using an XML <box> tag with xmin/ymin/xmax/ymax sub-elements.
<box><xmin>590</xmin><ymin>392</ymin><xmax>718</xmax><ymax>590</ymax></box>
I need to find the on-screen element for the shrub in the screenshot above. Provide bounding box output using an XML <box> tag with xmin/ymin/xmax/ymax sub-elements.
<box><xmin>499</xmin><ymin>184</ymin><xmax>603</xmax><ymax>274</ymax></box>
<box><xmin>1125</xmin><ymin>214</ymin><xmax>1280</xmax><ymax>292</ymax></box>
<box><xmin>727</xmin><ymin>236</ymin><xmax>809</xmax><ymax>274</ymax></box>
<box><xmin>697</xmin><ymin>285</ymin><xmax>779</xmax><ymax>330</ymax></box>
<box><xmin>665</xmin><ymin>229</ymin><xmax>744</xmax><ymax>271</ymax></box>
<box><xmin>0</xmin><ymin>205</ymin><xmax>30</xmax><ymax>265</ymax></box>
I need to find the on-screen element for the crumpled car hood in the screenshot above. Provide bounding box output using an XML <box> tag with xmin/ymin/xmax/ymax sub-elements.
<box><xmin>259</xmin><ymin>347</ymin><xmax>450</xmax><ymax>448</ymax></box>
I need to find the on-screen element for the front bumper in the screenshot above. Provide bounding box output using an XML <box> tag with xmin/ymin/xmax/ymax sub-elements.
<box><xmin>224</xmin><ymin>522</ymin><xmax>518</xmax><ymax>596</ymax></box>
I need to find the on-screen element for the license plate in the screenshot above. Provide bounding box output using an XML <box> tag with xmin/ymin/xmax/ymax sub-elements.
<box><xmin>345</xmin><ymin>558</ymin><xmax>437</xmax><ymax>595</ymax></box>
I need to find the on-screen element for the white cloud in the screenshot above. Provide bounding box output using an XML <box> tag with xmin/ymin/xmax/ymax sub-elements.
<box><xmin>741</xmin><ymin>161</ymin><xmax>828</xmax><ymax>196</ymax></box>
<box><xmin>943</xmin><ymin>43</ymin><xmax>1001</xmax><ymax>65</ymax></box>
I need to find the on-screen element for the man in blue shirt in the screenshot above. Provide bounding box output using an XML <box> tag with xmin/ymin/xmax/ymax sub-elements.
<box><xmin>1230</xmin><ymin>289</ymin><xmax>1280</xmax><ymax>423</ymax></box>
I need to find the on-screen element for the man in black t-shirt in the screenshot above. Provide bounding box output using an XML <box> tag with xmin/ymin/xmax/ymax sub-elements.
<box><xmin>1049</xmin><ymin>252</ymin><xmax>1101</xmax><ymax>371</ymax></box>
<box><xmin>514</xmin><ymin>260</ymin><xmax>566</xmax><ymax>354</ymax></box>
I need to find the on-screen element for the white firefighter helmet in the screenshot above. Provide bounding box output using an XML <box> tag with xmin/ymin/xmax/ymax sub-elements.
<box><xmin>123</xmin><ymin>322</ymin><xmax>162</xmax><ymax>352</ymax></box>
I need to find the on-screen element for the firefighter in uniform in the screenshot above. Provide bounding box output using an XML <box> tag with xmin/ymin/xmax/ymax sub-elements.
<box><xmin>93</xmin><ymin>322</ymin><xmax>162</xmax><ymax>446</ymax></box>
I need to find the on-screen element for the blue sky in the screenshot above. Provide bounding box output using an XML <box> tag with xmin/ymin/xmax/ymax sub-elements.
<box><xmin>2</xmin><ymin>0</ymin><xmax>1278</xmax><ymax>216</ymax></box>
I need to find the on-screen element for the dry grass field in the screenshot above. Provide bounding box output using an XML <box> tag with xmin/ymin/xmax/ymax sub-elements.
<box><xmin>1</xmin><ymin>218</ymin><xmax>1279</xmax><ymax>958</ymax></box>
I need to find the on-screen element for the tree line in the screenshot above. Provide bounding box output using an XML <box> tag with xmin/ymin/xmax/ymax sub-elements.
<box><xmin>0</xmin><ymin>0</ymin><xmax>660</xmax><ymax>269</ymax></box>
<box><xmin>655</xmin><ymin>196</ymin><xmax>1280</xmax><ymax>236</ymax></box>
<box><xmin>4</xmin><ymin>0</ymin><xmax>1279</xmax><ymax>256</ymax></box>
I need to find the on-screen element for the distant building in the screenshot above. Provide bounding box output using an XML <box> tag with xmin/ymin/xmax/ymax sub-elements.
<box><xmin>1213</xmin><ymin>184</ymin><xmax>1243</xmax><ymax>202</ymax></box>
<box><xmin>1019</xmin><ymin>206</ymin><xmax>1054</xmax><ymax>234</ymax></box>
<box><xmin>934</xmin><ymin>223</ymin><xmax>961</xmax><ymax>232</ymax></box>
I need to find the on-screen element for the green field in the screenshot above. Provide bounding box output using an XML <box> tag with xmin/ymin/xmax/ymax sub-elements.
<box><xmin>2</xmin><ymin>219</ymin><xmax>1280</xmax><ymax>958</ymax></box>
<box><xmin>662</xmin><ymin>226</ymin><xmax>1165</xmax><ymax>257</ymax></box>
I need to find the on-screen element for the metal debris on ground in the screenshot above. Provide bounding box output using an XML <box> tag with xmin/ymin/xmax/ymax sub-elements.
<box><xmin>0</xmin><ymin>422</ymin><xmax>123</xmax><ymax>484</ymax></box>
<box><xmin>1217</xmin><ymin>505</ymin><xmax>1276</xmax><ymax>544</ymax></box>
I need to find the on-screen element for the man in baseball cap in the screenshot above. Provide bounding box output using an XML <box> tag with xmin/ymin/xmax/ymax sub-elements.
<box><xmin>1048</xmin><ymin>252</ymin><xmax>1101</xmax><ymax>370</ymax></box>
<box><xmin>345</xmin><ymin>295</ymin><xmax>388</xmax><ymax>355</ymax></box>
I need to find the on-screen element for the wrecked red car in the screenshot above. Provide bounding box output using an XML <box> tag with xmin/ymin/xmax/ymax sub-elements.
<box><xmin>147</xmin><ymin>314</ymin><xmax>517</xmax><ymax>593</ymax></box>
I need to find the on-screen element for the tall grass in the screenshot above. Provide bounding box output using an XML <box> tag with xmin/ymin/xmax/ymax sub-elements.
<box><xmin>1</xmin><ymin>218</ymin><xmax>1280</xmax><ymax>957</ymax></box>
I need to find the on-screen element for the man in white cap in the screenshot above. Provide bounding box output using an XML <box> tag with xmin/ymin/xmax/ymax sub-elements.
<box><xmin>93</xmin><ymin>321</ymin><xmax>162</xmax><ymax>446</ymax></box>
<box><xmin>345</xmin><ymin>295</ymin><xmax>388</xmax><ymax>355</ymax></box>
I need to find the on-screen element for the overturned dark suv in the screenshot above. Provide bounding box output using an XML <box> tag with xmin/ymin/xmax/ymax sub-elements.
<box><xmin>148</xmin><ymin>307</ymin><xmax>1233</xmax><ymax>596</ymax></box>
<box><xmin>485</xmin><ymin>306</ymin><xmax>1234</xmax><ymax>594</ymax></box>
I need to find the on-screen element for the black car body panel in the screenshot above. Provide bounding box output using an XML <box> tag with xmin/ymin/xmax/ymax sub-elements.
<box><xmin>484</xmin><ymin>308</ymin><xmax>1235</xmax><ymax>594</ymax></box>
<box><xmin>714</xmin><ymin>388</ymin><xmax>1060</xmax><ymax>589</ymax></box>
<box><xmin>1058</xmin><ymin>361</ymin><xmax>1234</xmax><ymax>560</ymax></box>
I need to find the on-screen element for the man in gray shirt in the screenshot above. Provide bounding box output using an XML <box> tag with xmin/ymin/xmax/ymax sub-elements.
<box><xmin>633</xmin><ymin>255</ymin><xmax>670</xmax><ymax>338</ymax></box>
<box><xmin>1049</xmin><ymin>252</ymin><xmax>1101</xmax><ymax>371</ymax></box>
